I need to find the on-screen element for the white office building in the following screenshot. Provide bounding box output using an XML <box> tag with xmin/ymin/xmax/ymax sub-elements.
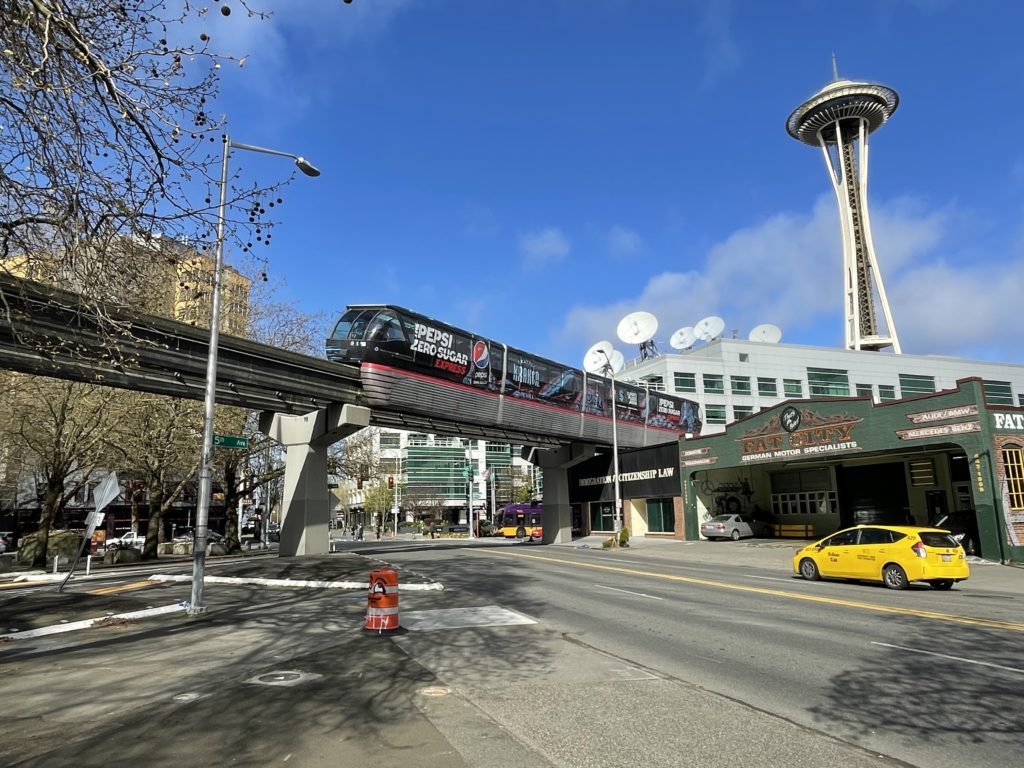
<box><xmin>619</xmin><ymin>339</ymin><xmax>1024</xmax><ymax>435</ymax></box>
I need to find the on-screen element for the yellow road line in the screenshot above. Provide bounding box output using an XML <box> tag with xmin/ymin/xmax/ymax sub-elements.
<box><xmin>487</xmin><ymin>550</ymin><xmax>1024</xmax><ymax>633</ymax></box>
<box><xmin>87</xmin><ymin>580</ymin><xmax>158</xmax><ymax>595</ymax></box>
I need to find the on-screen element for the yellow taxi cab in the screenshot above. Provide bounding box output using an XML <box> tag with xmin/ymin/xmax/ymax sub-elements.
<box><xmin>793</xmin><ymin>524</ymin><xmax>970</xmax><ymax>590</ymax></box>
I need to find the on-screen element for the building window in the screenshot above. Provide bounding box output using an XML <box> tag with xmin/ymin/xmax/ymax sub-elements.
<box><xmin>705</xmin><ymin>404</ymin><xmax>727</xmax><ymax>424</ymax></box>
<box><xmin>771</xmin><ymin>491</ymin><xmax>838</xmax><ymax>516</ymax></box>
<box><xmin>379</xmin><ymin>431</ymin><xmax>402</xmax><ymax>449</ymax></box>
<box><xmin>1003</xmin><ymin>446</ymin><xmax>1024</xmax><ymax>510</ymax></box>
<box><xmin>783</xmin><ymin>379</ymin><xmax>803</xmax><ymax>398</ymax></box>
<box><xmin>878</xmin><ymin>384</ymin><xmax>897</xmax><ymax>402</ymax></box>
<box><xmin>807</xmin><ymin>367</ymin><xmax>850</xmax><ymax>397</ymax></box>
<box><xmin>909</xmin><ymin>459</ymin><xmax>936</xmax><ymax>487</ymax></box>
<box><xmin>738</xmin><ymin>353</ymin><xmax>749</xmax><ymax>362</ymax></box>
<box><xmin>730</xmin><ymin>376</ymin><xmax>751</xmax><ymax>395</ymax></box>
<box><xmin>733</xmin><ymin>405</ymin><xmax>754</xmax><ymax>420</ymax></box>
<box><xmin>855</xmin><ymin>383</ymin><xmax>872</xmax><ymax>398</ymax></box>
<box><xmin>703</xmin><ymin>374</ymin><xmax>724</xmax><ymax>394</ymax></box>
<box><xmin>984</xmin><ymin>380</ymin><xmax>1015</xmax><ymax>406</ymax></box>
<box><xmin>646</xmin><ymin>498</ymin><xmax>675</xmax><ymax>533</ymax></box>
<box><xmin>674</xmin><ymin>372</ymin><xmax>697</xmax><ymax>393</ymax></box>
<box><xmin>757</xmin><ymin>377</ymin><xmax>778</xmax><ymax>397</ymax></box>
<box><xmin>899</xmin><ymin>374</ymin><xmax>936</xmax><ymax>397</ymax></box>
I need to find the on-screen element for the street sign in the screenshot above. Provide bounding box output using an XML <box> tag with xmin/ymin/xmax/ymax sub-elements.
<box><xmin>213</xmin><ymin>434</ymin><xmax>248</xmax><ymax>449</ymax></box>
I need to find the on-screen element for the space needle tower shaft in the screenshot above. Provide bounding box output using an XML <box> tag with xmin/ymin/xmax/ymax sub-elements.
<box><xmin>787</xmin><ymin>64</ymin><xmax>902</xmax><ymax>353</ymax></box>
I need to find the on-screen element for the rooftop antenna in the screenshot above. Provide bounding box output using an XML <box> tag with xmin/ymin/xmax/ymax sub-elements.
<box><xmin>617</xmin><ymin>311</ymin><xmax>659</xmax><ymax>360</ymax></box>
<box><xmin>832</xmin><ymin>52</ymin><xmax>839</xmax><ymax>81</ymax></box>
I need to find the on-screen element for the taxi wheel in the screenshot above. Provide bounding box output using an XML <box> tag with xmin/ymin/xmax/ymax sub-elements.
<box><xmin>882</xmin><ymin>563</ymin><xmax>908</xmax><ymax>590</ymax></box>
<box><xmin>930</xmin><ymin>579</ymin><xmax>954</xmax><ymax>590</ymax></box>
<box><xmin>798</xmin><ymin>558</ymin><xmax>820</xmax><ymax>581</ymax></box>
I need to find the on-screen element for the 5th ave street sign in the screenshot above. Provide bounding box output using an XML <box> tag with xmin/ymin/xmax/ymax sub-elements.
<box><xmin>213</xmin><ymin>434</ymin><xmax>248</xmax><ymax>449</ymax></box>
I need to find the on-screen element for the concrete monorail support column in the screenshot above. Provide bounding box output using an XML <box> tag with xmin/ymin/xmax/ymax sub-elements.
<box><xmin>261</xmin><ymin>404</ymin><xmax>370</xmax><ymax>556</ymax></box>
<box><xmin>532</xmin><ymin>443</ymin><xmax>596</xmax><ymax>545</ymax></box>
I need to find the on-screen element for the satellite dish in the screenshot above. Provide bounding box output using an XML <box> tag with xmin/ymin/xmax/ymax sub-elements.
<box><xmin>616</xmin><ymin>311</ymin><xmax>658</xmax><ymax>344</ymax></box>
<box><xmin>669</xmin><ymin>326</ymin><xmax>697</xmax><ymax>350</ymax></box>
<box><xmin>618</xmin><ymin>311</ymin><xmax>659</xmax><ymax>359</ymax></box>
<box><xmin>583</xmin><ymin>341</ymin><xmax>616</xmax><ymax>374</ymax></box>
<box><xmin>694</xmin><ymin>315</ymin><xmax>725</xmax><ymax>341</ymax></box>
<box><xmin>748</xmin><ymin>323</ymin><xmax>783</xmax><ymax>343</ymax></box>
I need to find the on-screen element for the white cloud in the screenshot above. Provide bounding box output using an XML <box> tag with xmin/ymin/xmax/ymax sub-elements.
<box><xmin>607</xmin><ymin>225</ymin><xmax>644</xmax><ymax>258</ymax></box>
<box><xmin>520</xmin><ymin>227</ymin><xmax>571</xmax><ymax>268</ymax></box>
<box><xmin>556</xmin><ymin>195</ymin><xmax>1024</xmax><ymax>363</ymax></box>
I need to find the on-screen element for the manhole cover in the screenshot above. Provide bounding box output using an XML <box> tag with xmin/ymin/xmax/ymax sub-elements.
<box><xmin>245</xmin><ymin>670</ymin><xmax>323</xmax><ymax>687</ymax></box>
<box><xmin>261</xmin><ymin>672</ymin><xmax>300</xmax><ymax>683</ymax></box>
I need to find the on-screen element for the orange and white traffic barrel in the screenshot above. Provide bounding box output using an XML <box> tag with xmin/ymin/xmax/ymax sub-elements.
<box><xmin>363</xmin><ymin>567</ymin><xmax>400</xmax><ymax>634</ymax></box>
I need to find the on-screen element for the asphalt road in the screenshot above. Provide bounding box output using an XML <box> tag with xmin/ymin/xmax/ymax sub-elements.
<box><xmin>1</xmin><ymin>538</ymin><xmax>1021</xmax><ymax>767</ymax></box>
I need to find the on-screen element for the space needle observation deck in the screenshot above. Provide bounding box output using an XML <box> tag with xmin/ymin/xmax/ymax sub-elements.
<box><xmin>787</xmin><ymin>74</ymin><xmax>902</xmax><ymax>353</ymax></box>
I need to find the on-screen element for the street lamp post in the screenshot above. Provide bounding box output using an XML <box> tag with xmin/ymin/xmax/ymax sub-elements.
<box><xmin>583</xmin><ymin>342</ymin><xmax>624</xmax><ymax>546</ymax></box>
<box><xmin>605</xmin><ymin>354</ymin><xmax>623</xmax><ymax>541</ymax></box>
<box><xmin>464</xmin><ymin>447</ymin><xmax>475</xmax><ymax>540</ymax></box>
<box><xmin>187</xmin><ymin>135</ymin><xmax>320</xmax><ymax>617</ymax></box>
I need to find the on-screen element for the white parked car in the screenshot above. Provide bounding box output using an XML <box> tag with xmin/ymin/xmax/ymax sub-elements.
<box><xmin>105</xmin><ymin>531</ymin><xmax>146</xmax><ymax>549</ymax></box>
<box><xmin>700</xmin><ymin>514</ymin><xmax>770</xmax><ymax>541</ymax></box>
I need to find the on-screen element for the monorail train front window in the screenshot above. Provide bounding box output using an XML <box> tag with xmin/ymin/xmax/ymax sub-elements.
<box><xmin>330</xmin><ymin>308</ymin><xmax>378</xmax><ymax>341</ymax></box>
<box><xmin>365</xmin><ymin>310</ymin><xmax>406</xmax><ymax>342</ymax></box>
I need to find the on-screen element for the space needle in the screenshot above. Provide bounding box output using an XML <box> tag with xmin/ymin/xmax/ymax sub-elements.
<box><xmin>787</xmin><ymin>61</ymin><xmax>901</xmax><ymax>353</ymax></box>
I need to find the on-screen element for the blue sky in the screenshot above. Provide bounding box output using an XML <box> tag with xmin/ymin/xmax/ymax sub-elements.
<box><xmin>205</xmin><ymin>0</ymin><xmax>1024</xmax><ymax>368</ymax></box>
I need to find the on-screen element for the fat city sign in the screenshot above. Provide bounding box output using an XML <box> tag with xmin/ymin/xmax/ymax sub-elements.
<box><xmin>737</xmin><ymin>406</ymin><xmax>864</xmax><ymax>464</ymax></box>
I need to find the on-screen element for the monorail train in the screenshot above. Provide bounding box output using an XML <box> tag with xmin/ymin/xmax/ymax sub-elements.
<box><xmin>326</xmin><ymin>305</ymin><xmax>702</xmax><ymax>449</ymax></box>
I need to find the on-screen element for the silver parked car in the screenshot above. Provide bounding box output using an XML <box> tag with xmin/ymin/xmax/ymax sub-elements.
<box><xmin>700</xmin><ymin>514</ymin><xmax>770</xmax><ymax>541</ymax></box>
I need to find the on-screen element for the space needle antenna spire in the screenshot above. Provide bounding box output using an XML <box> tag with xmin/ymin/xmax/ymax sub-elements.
<box><xmin>787</xmin><ymin>66</ymin><xmax>902</xmax><ymax>353</ymax></box>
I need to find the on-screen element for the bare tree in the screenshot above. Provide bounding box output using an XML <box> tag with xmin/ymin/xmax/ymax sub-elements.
<box><xmin>333</xmin><ymin>427</ymin><xmax>382</xmax><ymax>486</ymax></box>
<box><xmin>0</xmin><ymin>2</ymin><xmax>295</xmax><ymax>335</ymax></box>
<box><xmin>106</xmin><ymin>391</ymin><xmax>200</xmax><ymax>559</ymax></box>
<box><xmin>401</xmin><ymin>485</ymin><xmax>447</xmax><ymax>524</ymax></box>
<box><xmin>0</xmin><ymin>376</ymin><xmax>119</xmax><ymax>566</ymax></box>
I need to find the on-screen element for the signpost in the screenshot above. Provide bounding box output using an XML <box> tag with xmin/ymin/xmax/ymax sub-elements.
<box><xmin>213</xmin><ymin>434</ymin><xmax>248</xmax><ymax>449</ymax></box>
<box><xmin>463</xmin><ymin>459</ymin><xmax>476</xmax><ymax>539</ymax></box>
<box><xmin>59</xmin><ymin>471</ymin><xmax>120</xmax><ymax>592</ymax></box>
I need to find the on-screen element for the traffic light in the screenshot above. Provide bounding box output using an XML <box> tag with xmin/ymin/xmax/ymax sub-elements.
<box><xmin>356</xmin><ymin>476</ymin><xmax>363</xmax><ymax>490</ymax></box>
<box><xmin>388</xmin><ymin>476</ymin><xmax>394</xmax><ymax>489</ymax></box>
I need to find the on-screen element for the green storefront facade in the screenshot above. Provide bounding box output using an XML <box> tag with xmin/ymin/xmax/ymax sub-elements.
<box><xmin>678</xmin><ymin>378</ymin><xmax>1024</xmax><ymax>564</ymax></box>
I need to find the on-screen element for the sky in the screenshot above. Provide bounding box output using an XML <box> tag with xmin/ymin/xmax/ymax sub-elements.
<box><xmin>202</xmin><ymin>0</ymin><xmax>1024</xmax><ymax>369</ymax></box>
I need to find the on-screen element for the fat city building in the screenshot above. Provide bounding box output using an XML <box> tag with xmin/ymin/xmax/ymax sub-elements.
<box><xmin>674</xmin><ymin>377</ymin><xmax>1023</xmax><ymax>564</ymax></box>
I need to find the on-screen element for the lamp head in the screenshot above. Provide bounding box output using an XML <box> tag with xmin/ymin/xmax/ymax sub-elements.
<box><xmin>294</xmin><ymin>157</ymin><xmax>321</xmax><ymax>177</ymax></box>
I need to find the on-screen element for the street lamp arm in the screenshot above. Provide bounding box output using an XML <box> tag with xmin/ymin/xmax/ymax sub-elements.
<box><xmin>227</xmin><ymin>138</ymin><xmax>321</xmax><ymax>177</ymax></box>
